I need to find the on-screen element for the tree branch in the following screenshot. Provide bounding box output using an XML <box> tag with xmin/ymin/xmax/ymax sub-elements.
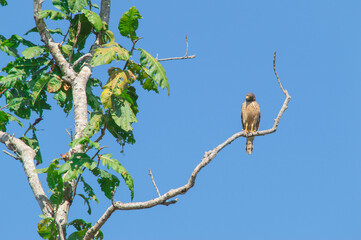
<box><xmin>84</xmin><ymin>51</ymin><xmax>291</xmax><ymax>240</ymax></box>
<box><xmin>100</xmin><ymin>0</ymin><xmax>111</xmax><ymax>24</ymax></box>
<box><xmin>0</xmin><ymin>131</ymin><xmax>53</xmax><ymax>217</ymax></box>
<box><xmin>157</xmin><ymin>36</ymin><xmax>196</xmax><ymax>62</ymax></box>
<box><xmin>33</xmin><ymin>0</ymin><xmax>76</xmax><ymax>83</ymax></box>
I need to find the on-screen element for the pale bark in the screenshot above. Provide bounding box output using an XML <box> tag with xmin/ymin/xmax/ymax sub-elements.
<box><xmin>0</xmin><ymin>131</ymin><xmax>53</xmax><ymax>217</ymax></box>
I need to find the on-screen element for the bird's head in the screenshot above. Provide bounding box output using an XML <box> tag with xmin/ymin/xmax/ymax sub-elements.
<box><xmin>245</xmin><ymin>92</ymin><xmax>256</xmax><ymax>102</ymax></box>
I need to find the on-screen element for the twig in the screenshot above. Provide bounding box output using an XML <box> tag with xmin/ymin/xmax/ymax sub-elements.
<box><xmin>65</xmin><ymin>128</ymin><xmax>73</xmax><ymax>141</ymax></box>
<box><xmin>123</xmin><ymin>37</ymin><xmax>143</xmax><ymax>70</ymax></box>
<box><xmin>0</xmin><ymin>88</ymin><xmax>8</xmax><ymax>96</ymax></box>
<box><xmin>148</xmin><ymin>169</ymin><xmax>161</xmax><ymax>197</ymax></box>
<box><xmin>157</xmin><ymin>36</ymin><xmax>196</xmax><ymax>62</ymax></box>
<box><xmin>83</xmin><ymin>51</ymin><xmax>291</xmax><ymax>240</ymax></box>
<box><xmin>23</xmin><ymin>117</ymin><xmax>43</xmax><ymax>136</ymax></box>
<box><xmin>3</xmin><ymin>150</ymin><xmax>20</xmax><ymax>160</ymax></box>
<box><xmin>95</xmin><ymin>122</ymin><xmax>107</xmax><ymax>143</ymax></box>
<box><xmin>91</xmin><ymin>146</ymin><xmax>108</xmax><ymax>160</ymax></box>
<box><xmin>0</xmin><ymin>104</ymin><xmax>8</xmax><ymax>111</ymax></box>
<box><xmin>72</xmin><ymin>53</ymin><xmax>92</xmax><ymax>68</ymax></box>
<box><xmin>273</xmin><ymin>51</ymin><xmax>286</xmax><ymax>94</ymax></box>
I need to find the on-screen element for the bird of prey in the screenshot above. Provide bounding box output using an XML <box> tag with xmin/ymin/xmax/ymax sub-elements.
<box><xmin>241</xmin><ymin>92</ymin><xmax>261</xmax><ymax>154</ymax></box>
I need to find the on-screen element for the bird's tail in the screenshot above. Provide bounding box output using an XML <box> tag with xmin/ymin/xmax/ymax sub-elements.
<box><xmin>246</xmin><ymin>137</ymin><xmax>254</xmax><ymax>154</ymax></box>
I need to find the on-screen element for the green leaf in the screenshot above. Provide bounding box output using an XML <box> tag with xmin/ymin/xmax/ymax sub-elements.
<box><xmin>127</xmin><ymin>61</ymin><xmax>159</xmax><ymax>93</ymax></box>
<box><xmin>82</xmin><ymin>9</ymin><xmax>102</xmax><ymax>32</ymax></box>
<box><xmin>30</xmin><ymin>74</ymin><xmax>51</xmax><ymax>105</ymax></box>
<box><xmin>6</xmin><ymin>112</ymin><xmax>24</xmax><ymax>127</ymax></box>
<box><xmin>0</xmin><ymin>0</ymin><xmax>8</xmax><ymax>6</ymax></box>
<box><xmin>92</xmin><ymin>168</ymin><xmax>120</xmax><ymax>200</ymax></box>
<box><xmin>91</xmin><ymin>42</ymin><xmax>129</xmax><ymax>67</ymax></box>
<box><xmin>118</xmin><ymin>6</ymin><xmax>142</xmax><ymax>41</ymax></box>
<box><xmin>38</xmin><ymin>10</ymin><xmax>67</xmax><ymax>20</ymax></box>
<box><xmin>59</xmin><ymin>154</ymin><xmax>96</xmax><ymax>182</ymax></box>
<box><xmin>68</xmin><ymin>0</ymin><xmax>87</xmax><ymax>13</ymax></box>
<box><xmin>0</xmin><ymin>111</ymin><xmax>8</xmax><ymax>131</ymax></box>
<box><xmin>68</xmin><ymin>14</ymin><xmax>93</xmax><ymax>50</ymax></box>
<box><xmin>77</xmin><ymin>193</ymin><xmax>92</xmax><ymax>214</ymax></box>
<box><xmin>22</xmin><ymin>46</ymin><xmax>45</xmax><ymax>59</ymax></box>
<box><xmin>81</xmin><ymin>176</ymin><xmax>99</xmax><ymax>203</ymax></box>
<box><xmin>21</xmin><ymin>129</ymin><xmax>43</xmax><ymax>165</ymax></box>
<box><xmin>105</xmin><ymin>113</ymin><xmax>135</xmax><ymax>146</ymax></box>
<box><xmin>47</xmin><ymin>75</ymin><xmax>62</xmax><ymax>93</ymax></box>
<box><xmin>25</xmin><ymin>26</ymin><xmax>63</xmax><ymax>36</ymax></box>
<box><xmin>86</xmin><ymin>80</ymin><xmax>102</xmax><ymax>112</ymax></box>
<box><xmin>100</xmin><ymin>154</ymin><xmax>134</xmax><ymax>200</ymax></box>
<box><xmin>111</xmin><ymin>99</ymin><xmax>137</xmax><ymax>132</ymax></box>
<box><xmin>8</xmin><ymin>97</ymin><xmax>25</xmax><ymax>111</ymax></box>
<box><xmin>37</xmin><ymin>218</ymin><xmax>57</xmax><ymax>240</ymax></box>
<box><xmin>52</xmin><ymin>0</ymin><xmax>69</xmax><ymax>15</ymax></box>
<box><xmin>83</xmin><ymin>112</ymin><xmax>104</xmax><ymax>138</ymax></box>
<box><xmin>140</xmin><ymin>49</ymin><xmax>169</xmax><ymax>95</ymax></box>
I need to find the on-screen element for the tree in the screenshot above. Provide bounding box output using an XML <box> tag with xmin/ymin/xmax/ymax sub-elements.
<box><xmin>0</xmin><ymin>0</ymin><xmax>290</xmax><ymax>239</ymax></box>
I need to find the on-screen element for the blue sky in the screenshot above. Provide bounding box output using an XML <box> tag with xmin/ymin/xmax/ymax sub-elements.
<box><xmin>1</xmin><ymin>0</ymin><xmax>361</xmax><ymax>239</ymax></box>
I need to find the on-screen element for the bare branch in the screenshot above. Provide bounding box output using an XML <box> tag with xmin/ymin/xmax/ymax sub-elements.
<box><xmin>157</xmin><ymin>36</ymin><xmax>196</xmax><ymax>62</ymax></box>
<box><xmin>3</xmin><ymin>150</ymin><xmax>21</xmax><ymax>160</ymax></box>
<box><xmin>148</xmin><ymin>169</ymin><xmax>161</xmax><ymax>197</ymax></box>
<box><xmin>100</xmin><ymin>0</ymin><xmax>111</xmax><ymax>24</ymax></box>
<box><xmin>65</xmin><ymin>128</ymin><xmax>73</xmax><ymax>141</ymax></box>
<box><xmin>84</xmin><ymin>52</ymin><xmax>291</xmax><ymax>240</ymax></box>
<box><xmin>123</xmin><ymin>37</ymin><xmax>143</xmax><ymax>70</ymax></box>
<box><xmin>0</xmin><ymin>104</ymin><xmax>8</xmax><ymax>111</ymax></box>
<box><xmin>0</xmin><ymin>131</ymin><xmax>53</xmax><ymax>217</ymax></box>
<box><xmin>72</xmin><ymin>53</ymin><xmax>92</xmax><ymax>68</ymax></box>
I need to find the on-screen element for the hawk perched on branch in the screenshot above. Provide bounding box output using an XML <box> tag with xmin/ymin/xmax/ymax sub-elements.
<box><xmin>241</xmin><ymin>93</ymin><xmax>261</xmax><ymax>154</ymax></box>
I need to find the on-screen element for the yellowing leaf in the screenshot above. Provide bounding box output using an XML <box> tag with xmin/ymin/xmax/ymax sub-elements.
<box><xmin>90</xmin><ymin>42</ymin><xmax>129</xmax><ymax>67</ymax></box>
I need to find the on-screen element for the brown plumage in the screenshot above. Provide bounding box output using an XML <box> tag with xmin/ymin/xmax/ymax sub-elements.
<box><xmin>241</xmin><ymin>93</ymin><xmax>261</xmax><ymax>154</ymax></box>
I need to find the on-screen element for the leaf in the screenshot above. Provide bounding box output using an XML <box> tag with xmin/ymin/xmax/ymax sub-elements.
<box><xmin>46</xmin><ymin>75</ymin><xmax>62</xmax><ymax>93</ymax></box>
<box><xmin>100</xmin><ymin>69</ymin><xmax>135</xmax><ymax>109</ymax></box>
<box><xmin>118</xmin><ymin>6</ymin><xmax>142</xmax><ymax>41</ymax></box>
<box><xmin>100</xmin><ymin>154</ymin><xmax>134</xmax><ymax>200</ymax></box>
<box><xmin>8</xmin><ymin>97</ymin><xmax>25</xmax><ymax>111</ymax></box>
<box><xmin>68</xmin><ymin>14</ymin><xmax>93</xmax><ymax>50</ymax></box>
<box><xmin>92</xmin><ymin>168</ymin><xmax>120</xmax><ymax>200</ymax></box>
<box><xmin>38</xmin><ymin>10</ymin><xmax>67</xmax><ymax>20</ymax></box>
<box><xmin>22</xmin><ymin>46</ymin><xmax>45</xmax><ymax>59</ymax></box>
<box><xmin>82</xmin><ymin>9</ymin><xmax>102</xmax><ymax>32</ymax></box>
<box><xmin>83</xmin><ymin>112</ymin><xmax>104</xmax><ymax>138</ymax></box>
<box><xmin>0</xmin><ymin>0</ymin><xmax>8</xmax><ymax>6</ymax></box>
<box><xmin>77</xmin><ymin>193</ymin><xmax>92</xmax><ymax>214</ymax></box>
<box><xmin>90</xmin><ymin>42</ymin><xmax>129</xmax><ymax>67</ymax></box>
<box><xmin>111</xmin><ymin>99</ymin><xmax>137</xmax><ymax>132</ymax></box>
<box><xmin>52</xmin><ymin>0</ymin><xmax>69</xmax><ymax>15</ymax></box>
<box><xmin>37</xmin><ymin>218</ymin><xmax>57</xmax><ymax>239</ymax></box>
<box><xmin>140</xmin><ymin>49</ymin><xmax>169</xmax><ymax>95</ymax></box>
<box><xmin>6</xmin><ymin>112</ymin><xmax>24</xmax><ymax>127</ymax></box>
<box><xmin>30</xmin><ymin>74</ymin><xmax>51</xmax><ymax>105</ymax></box>
<box><xmin>127</xmin><ymin>61</ymin><xmax>159</xmax><ymax>93</ymax></box>
<box><xmin>105</xmin><ymin>113</ymin><xmax>135</xmax><ymax>146</ymax></box>
<box><xmin>0</xmin><ymin>111</ymin><xmax>8</xmax><ymax>131</ymax></box>
<box><xmin>25</xmin><ymin>27</ymin><xmax>63</xmax><ymax>36</ymax></box>
<box><xmin>21</xmin><ymin>129</ymin><xmax>43</xmax><ymax>165</ymax></box>
<box><xmin>68</xmin><ymin>0</ymin><xmax>87</xmax><ymax>13</ymax></box>
<box><xmin>81</xmin><ymin>176</ymin><xmax>99</xmax><ymax>203</ymax></box>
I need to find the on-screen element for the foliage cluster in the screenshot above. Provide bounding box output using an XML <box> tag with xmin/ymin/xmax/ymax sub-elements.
<box><xmin>0</xmin><ymin>0</ymin><xmax>169</xmax><ymax>238</ymax></box>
